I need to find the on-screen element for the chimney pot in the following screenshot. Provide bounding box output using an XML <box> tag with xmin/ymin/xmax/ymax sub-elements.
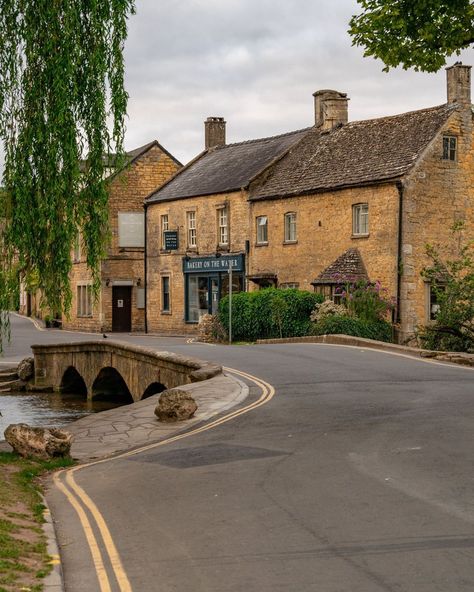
<box><xmin>205</xmin><ymin>116</ymin><xmax>226</xmax><ymax>149</ymax></box>
<box><xmin>313</xmin><ymin>90</ymin><xmax>349</xmax><ymax>130</ymax></box>
<box><xmin>446</xmin><ymin>62</ymin><xmax>471</xmax><ymax>105</ymax></box>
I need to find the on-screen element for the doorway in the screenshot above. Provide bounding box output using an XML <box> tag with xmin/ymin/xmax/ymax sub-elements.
<box><xmin>112</xmin><ymin>286</ymin><xmax>132</xmax><ymax>332</ymax></box>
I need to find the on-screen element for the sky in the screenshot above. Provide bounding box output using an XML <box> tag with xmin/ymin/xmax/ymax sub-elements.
<box><xmin>123</xmin><ymin>0</ymin><xmax>474</xmax><ymax>165</ymax></box>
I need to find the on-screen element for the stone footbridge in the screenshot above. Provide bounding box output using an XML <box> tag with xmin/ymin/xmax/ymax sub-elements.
<box><xmin>31</xmin><ymin>341</ymin><xmax>222</xmax><ymax>402</ymax></box>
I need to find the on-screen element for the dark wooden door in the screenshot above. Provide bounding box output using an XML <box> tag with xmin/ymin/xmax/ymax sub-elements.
<box><xmin>112</xmin><ymin>286</ymin><xmax>132</xmax><ymax>332</ymax></box>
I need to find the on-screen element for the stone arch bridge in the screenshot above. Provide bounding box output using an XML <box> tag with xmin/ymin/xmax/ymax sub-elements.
<box><xmin>31</xmin><ymin>341</ymin><xmax>222</xmax><ymax>402</ymax></box>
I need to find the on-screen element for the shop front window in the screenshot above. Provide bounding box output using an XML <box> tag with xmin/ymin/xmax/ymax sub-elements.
<box><xmin>188</xmin><ymin>276</ymin><xmax>209</xmax><ymax>322</ymax></box>
<box><xmin>186</xmin><ymin>272</ymin><xmax>244</xmax><ymax>322</ymax></box>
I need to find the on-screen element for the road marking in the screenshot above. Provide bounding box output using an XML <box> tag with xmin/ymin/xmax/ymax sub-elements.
<box><xmin>10</xmin><ymin>312</ymin><xmax>45</xmax><ymax>331</ymax></box>
<box><xmin>53</xmin><ymin>473</ymin><xmax>112</xmax><ymax>592</ymax></box>
<box><xmin>54</xmin><ymin>366</ymin><xmax>274</xmax><ymax>591</ymax></box>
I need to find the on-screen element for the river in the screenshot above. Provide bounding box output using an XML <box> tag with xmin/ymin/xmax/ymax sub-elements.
<box><xmin>0</xmin><ymin>391</ymin><xmax>125</xmax><ymax>440</ymax></box>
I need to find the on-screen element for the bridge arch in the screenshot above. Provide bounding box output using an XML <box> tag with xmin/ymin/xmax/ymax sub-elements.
<box><xmin>142</xmin><ymin>382</ymin><xmax>167</xmax><ymax>400</ymax></box>
<box><xmin>92</xmin><ymin>367</ymin><xmax>133</xmax><ymax>404</ymax></box>
<box><xmin>31</xmin><ymin>341</ymin><xmax>222</xmax><ymax>403</ymax></box>
<box><xmin>60</xmin><ymin>366</ymin><xmax>87</xmax><ymax>397</ymax></box>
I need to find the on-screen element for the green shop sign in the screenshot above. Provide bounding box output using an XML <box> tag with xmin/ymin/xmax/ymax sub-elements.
<box><xmin>183</xmin><ymin>253</ymin><xmax>244</xmax><ymax>273</ymax></box>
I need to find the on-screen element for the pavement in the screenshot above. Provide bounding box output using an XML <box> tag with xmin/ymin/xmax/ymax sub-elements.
<box><xmin>67</xmin><ymin>372</ymin><xmax>249</xmax><ymax>462</ymax></box>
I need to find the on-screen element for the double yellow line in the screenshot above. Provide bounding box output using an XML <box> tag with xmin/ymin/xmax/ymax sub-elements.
<box><xmin>53</xmin><ymin>366</ymin><xmax>275</xmax><ymax>591</ymax></box>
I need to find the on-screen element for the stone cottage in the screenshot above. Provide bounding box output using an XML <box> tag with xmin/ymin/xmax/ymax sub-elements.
<box><xmin>145</xmin><ymin>63</ymin><xmax>472</xmax><ymax>341</ymax></box>
<box><xmin>63</xmin><ymin>140</ymin><xmax>181</xmax><ymax>332</ymax></box>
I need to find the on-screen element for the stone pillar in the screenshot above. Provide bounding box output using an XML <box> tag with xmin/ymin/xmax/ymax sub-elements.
<box><xmin>205</xmin><ymin>116</ymin><xmax>226</xmax><ymax>149</ymax></box>
<box><xmin>446</xmin><ymin>62</ymin><xmax>471</xmax><ymax>105</ymax></box>
<box><xmin>313</xmin><ymin>90</ymin><xmax>349</xmax><ymax>131</ymax></box>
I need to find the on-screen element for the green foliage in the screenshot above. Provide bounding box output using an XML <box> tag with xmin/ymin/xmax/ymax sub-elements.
<box><xmin>418</xmin><ymin>222</ymin><xmax>474</xmax><ymax>352</ymax></box>
<box><xmin>349</xmin><ymin>0</ymin><xmax>474</xmax><ymax>72</ymax></box>
<box><xmin>312</xmin><ymin>314</ymin><xmax>393</xmax><ymax>343</ymax></box>
<box><xmin>343</xmin><ymin>280</ymin><xmax>394</xmax><ymax>322</ymax></box>
<box><xmin>219</xmin><ymin>288</ymin><xmax>324</xmax><ymax>341</ymax></box>
<box><xmin>0</xmin><ymin>1</ymin><xmax>135</xmax><ymax>348</ymax></box>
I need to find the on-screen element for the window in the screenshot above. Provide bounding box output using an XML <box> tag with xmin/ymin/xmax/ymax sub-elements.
<box><xmin>218</xmin><ymin>207</ymin><xmax>228</xmax><ymax>245</ymax></box>
<box><xmin>160</xmin><ymin>215</ymin><xmax>169</xmax><ymax>249</ymax></box>
<box><xmin>443</xmin><ymin>136</ymin><xmax>457</xmax><ymax>161</ymax></box>
<box><xmin>426</xmin><ymin>283</ymin><xmax>445</xmax><ymax>321</ymax></box>
<box><xmin>352</xmin><ymin>203</ymin><xmax>369</xmax><ymax>236</ymax></box>
<box><xmin>187</xmin><ymin>211</ymin><xmax>196</xmax><ymax>248</ymax></box>
<box><xmin>284</xmin><ymin>212</ymin><xmax>297</xmax><ymax>242</ymax></box>
<box><xmin>73</xmin><ymin>232</ymin><xmax>81</xmax><ymax>262</ymax></box>
<box><xmin>280</xmin><ymin>282</ymin><xmax>299</xmax><ymax>289</ymax></box>
<box><xmin>256</xmin><ymin>216</ymin><xmax>268</xmax><ymax>244</ymax></box>
<box><xmin>77</xmin><ymin>284</ymin><xmax>93</xmax><ymax>317</ymax></box>
<box><xmin>118</xmin><ymin>212</ymin><xmax>145</xmax><ymax>247</ymax></box>
<box><xmin>162</xmin><ymin>277</ymin><xmax>170</xmax><ymax>312</ymax></box>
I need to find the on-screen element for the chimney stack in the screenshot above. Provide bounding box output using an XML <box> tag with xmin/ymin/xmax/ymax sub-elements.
<box><xmin>205</xmin><ymin>116</ymin><xmax>226</xmax><ymax>149</ymax></box>
<box><xmin>446</xmin><ymin>62</ymin><xmax>471</xmax><ymax>105</ymax></box>
<box><xmin>313</xmin><ymin>90</ymin><xmax>349</xmax><ymax>131</ymax></box>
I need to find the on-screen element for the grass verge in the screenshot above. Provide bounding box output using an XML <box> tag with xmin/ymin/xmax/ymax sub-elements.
<box><xmin>0</xmin><ymin>451</ymin><xmax>74</xmax><ymax>592</ymax></box>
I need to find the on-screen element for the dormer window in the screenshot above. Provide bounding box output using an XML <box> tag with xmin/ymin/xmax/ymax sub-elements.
<box><xmin>443</xmin><ymin>136</ymin><xmax>457</xmax><ymax>161</ymax></box>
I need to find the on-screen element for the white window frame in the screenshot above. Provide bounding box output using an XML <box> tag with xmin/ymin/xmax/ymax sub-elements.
<box><xmin>352</xmin><ymin>203</ymin><xmax>369</xmax><ymax>236</ymax></box>
<box><xmin>218</xmin><ymin>207</ymin><xmax>228</xmax><ymax>245</ymax></box>
<box><xmin>284</xmin><ymin>212</ymin><xmax>297</xmax><ymax>242</ymax></box>
<box><xmin>161</xmin><ymin>214</ymin><xmax>169</xmax><ymax>249</ymax></box>
<box><xmin>161</xmin><ymin>276</ymin><xmax>171</xmax><ymax>312</ymax></box>
<box><xmin>187</xmin><ymin>211</ymin><xmax>197</xmax><ymax>248</ymax></box>
<box><xmin>256</xmin><ymin>216</ymin><xmax>268</xmax><ymax>244</ymax></box>
<box><xmin>77</xmin><ymin>284</ymin><xmax>93</xmax><ymax>318</ymax></box>
<box><xmin>442</xmin><ymin>135</ymin><xmax>457</xmax><ymax>161</ymax></box>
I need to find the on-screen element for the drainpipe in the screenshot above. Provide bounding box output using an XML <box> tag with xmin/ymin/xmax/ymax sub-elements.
<box><xmin>144</xmin><ymin>202</ymin><xmax>148</xmax><ymax>334</ymax></box>
<box><xmin>396</xmin><ymin>181</ymin><xmax>404</xmax><ymax>326</ymax></box>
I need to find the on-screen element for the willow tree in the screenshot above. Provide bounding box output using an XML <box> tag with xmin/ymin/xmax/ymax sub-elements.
<box><xmin>0</xmin><ymin>0</ymin><xmax>135</xmax><ymax>349</ymax></box>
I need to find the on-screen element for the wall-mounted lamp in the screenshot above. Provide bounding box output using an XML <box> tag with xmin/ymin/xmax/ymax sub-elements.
<box><xmin>136</xmin><ymin>278</ymin><xmax>142</xmax><ymax>287</ymax></box>
<box><xmin>105</xmin><ymin>279</ymin><xmax>111</xmax><ymax>287</ymax></box>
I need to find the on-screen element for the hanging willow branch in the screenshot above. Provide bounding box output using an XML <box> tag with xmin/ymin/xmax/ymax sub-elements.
<box><xmin>0</xmin><ymin>0</ymin><xmax>135</xmax><ymax>350</ymax></box>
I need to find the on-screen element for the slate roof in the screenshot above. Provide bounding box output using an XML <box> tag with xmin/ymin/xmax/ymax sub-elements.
<box><xmin>146</xmin><ymin>128</ymin><xmax>310</xmax><ymax>204</ymax></box>
<box><xmin>250</xmin><ymin>104</ymin><xmax>457</xmax><ymax>200</ymax></box>
<box><xmin>312</xmin><ymin>248</ymin><xmax>368</xmax><ymax>285</ymax></box>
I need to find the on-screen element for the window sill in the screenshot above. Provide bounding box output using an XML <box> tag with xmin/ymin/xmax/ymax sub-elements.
<box><xmin>283</xmin><ymin>240</ymin><xmax>298</xmax><ymax>245</ymax></box>
<box><xmin>351</xmin><ymin>233</ymin><xmax>369</xmax><ymax>239</ymax></box>
<box><xmin>255</xmin><ymin>242</ymin><xmax>268</xmax><ymax>247</ymax></box>
<box><xmin>217</xmin><ymin>245</ymin><xmax>229</xmax><ymax>252</ymax></box>
<box><xmin>161</xmin><ymin>310</ymin><xmax>172</xmax><ymax>315</ymax></box>
<box><xmin>185</xmin><ymin>320</ymin><xmax>199</xmax><ymax>324</ymax></box>
<box><xmin>159</xmin><ymin>249</ymin><xmax>172</xmax><ymax>254</ymax></box>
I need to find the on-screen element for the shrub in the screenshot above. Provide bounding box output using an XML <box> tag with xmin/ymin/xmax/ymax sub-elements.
<box><xmin>341</xmin><ymin>280</ymin><xmax>394</xmax><ymax>322</ymax></box>
<box><xmin>310</xmin><ymin>299</ymin><xmax>347</xmax><ymax>323</ymax></box>
<box><xmin>312</xmin><ymin>314</ymin><xmax>393</xmax><ymax>343</ymax></box>
<box><xmin>218</xmin><ymin>288</ymin><xmax>324</xmax><ymax>341</ymax></box>
<box><xmin>417</xmin><ymin>222</ymin><xmax>474</xmax><ymax>353</ymax></box>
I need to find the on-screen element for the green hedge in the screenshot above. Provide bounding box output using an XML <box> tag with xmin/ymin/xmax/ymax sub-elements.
<box><xmin>312</xmin><ymin>315</ymin><xmax>393</xmax><ymax>343</ymax></box>
<box><xmin>219</xmin><ymin>288</ymin><xmax>324</xmax><ymax>341</ymax></box>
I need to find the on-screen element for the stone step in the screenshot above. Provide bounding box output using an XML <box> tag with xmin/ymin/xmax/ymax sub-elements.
<box><xmin>0</xmin><ymin>378</ymin><xmax>25</xmax><ymax>392</ymax></box>
<box><xmin>0</xmin><ymin>371</ymin><xmax>18</xmax><ymax>383</ymax></box>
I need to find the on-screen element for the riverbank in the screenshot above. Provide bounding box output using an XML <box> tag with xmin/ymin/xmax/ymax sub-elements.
<box><xmin>0</xmin><ymin>452</ymin><xmax>74</xmax><ymax>592</ymax></box>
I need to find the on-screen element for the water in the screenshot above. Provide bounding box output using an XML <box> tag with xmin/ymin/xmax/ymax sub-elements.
<box><xmin>0</xmin><ymin>391</ymin><xmax>125</xmax><ymax>440</ymax></box>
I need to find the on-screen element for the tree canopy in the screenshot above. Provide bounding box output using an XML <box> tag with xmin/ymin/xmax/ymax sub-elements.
<box><xmin>349</xmin><ymin>0</ymin><xmax>474</xmax><ymax>72</ymax></box>
<box><xmin>0</xmin><ymin>1</ymin><xmax>135</xmax><ymax>348</ymax></box>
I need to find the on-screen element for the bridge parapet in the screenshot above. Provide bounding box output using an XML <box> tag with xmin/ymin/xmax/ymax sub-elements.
<box><xmin>31</xmin><ymin>341</ymin><xmax>222</xmax><ymax>402</ymax></box>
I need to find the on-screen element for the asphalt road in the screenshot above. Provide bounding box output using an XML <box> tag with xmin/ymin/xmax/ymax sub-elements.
<box><xmin>4</xmin><ymin>315</ymin><xmax>474</xmax><ymax>591</ymax></box>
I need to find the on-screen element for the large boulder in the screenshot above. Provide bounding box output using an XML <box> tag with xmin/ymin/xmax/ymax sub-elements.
<box><xmin>4</xmin><ymin>423</ymin><xmax>72</xmax><ymax>460</ymax></box>
<box><xmin>17</xmin><ymin>357</ymin><xmax>35</xmax><ymax>382</ymax></box>
<box><xmin>154</xmin><ymin>389</ymin><xmax>198</xmax><ymax>423</ymax></box>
